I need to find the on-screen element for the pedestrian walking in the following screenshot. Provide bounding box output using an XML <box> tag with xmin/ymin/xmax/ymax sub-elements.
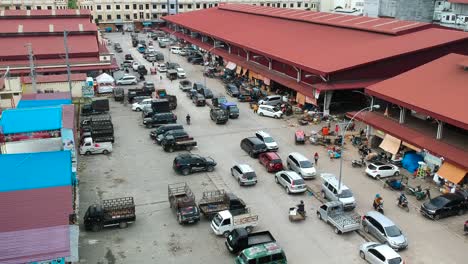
<box><xmin>314</xmin><ymin>152</ymin><xmax>319</xmax><ymax>166</ymax></box>
<box><xmin>160</xmin><ymin>75</ymin><xmax>163</xmax><ymax>81</ymax></box>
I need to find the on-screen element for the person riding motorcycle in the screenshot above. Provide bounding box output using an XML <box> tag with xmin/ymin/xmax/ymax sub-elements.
<box><xmin>398</xmin><ymin>193</ymin><xmax>407</xmax><ymax>206</ymax></box>
<box><xmin>186</xmin><ymin>114</ymin><xmax>191</xmax><ymax>125</ymax></box>
<box><xmin>373</xmin><ymin>194</ymin><xmax>383</xmax><ymax>210</ymax></box>
<box><xmin>297</xmin><ymin>200</ymin><xmax>305</xmax><ymax>216</ymax></box>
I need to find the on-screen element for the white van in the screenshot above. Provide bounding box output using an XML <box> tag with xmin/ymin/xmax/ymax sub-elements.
<box><xmin>258</xmin><ymin>95</ymin><xmax>282</xmax><ymax>106</ymax></box>
<box><xmin>320</xmin><ymin>173</ymin><xmax>356</xmax><ymax>210</ymax></box>
<box><xmin>170</xmin><ymin>46</ymin><xmax>182</xmax><ymax>54</ymax></box>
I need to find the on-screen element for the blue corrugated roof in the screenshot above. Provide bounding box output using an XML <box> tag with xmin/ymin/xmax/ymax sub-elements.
<box><xmin>0</xmin><ymin>151</ymin><xmax>72</xmax><ymax>192</ymax></box>
<box><xmin>0</xmin><ymin>106</ymin><xmax>62</xmax><ymax>134</ymax></box>
<box><xmin>17</xmin><ymin>99</ymin><xmax>72</xmax><ymax>109</ymax></box>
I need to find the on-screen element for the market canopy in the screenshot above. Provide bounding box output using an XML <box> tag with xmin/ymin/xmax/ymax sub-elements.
<box><xmin>225</xmin><ymin>61</ymin><xmax>236</xmax><ymax>70</ymax></box>
<box><xmin>379</xmin><ymin>134</ymin><xmax>401</xmax><ymax>155</ymax></box>
<box><xmin>437</xmin><ymin>162</ymin><xmax>468</xmax><ymax>184</ymax></box>
<box><xmin>95</xmin><ymin>73</ymin><xmax>114</xmax><ymax>83</ymax></box>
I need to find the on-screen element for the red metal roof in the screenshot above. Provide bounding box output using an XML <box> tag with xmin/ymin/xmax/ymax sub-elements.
<box><xmin>0</xmin><ymin>78</ymin><xmax>4</xmax><ymax>90</ymax></box>
<box><xmin>0</xmin><ymin>186</ymin><xmax>72</xmax><ymax>232</ymax></box>
<box><xmin>448</xmin><ymin>0</ymin><xmax>468</xmax><ymax>3</ymax></box>
<box><xmin>164</xmin><ymin>6</ymin><xmax>468</xmax><ymax>75</ymax></box>
<box><xmin>348</xmin><ymin>111</ymin><xmax>468</xmax><ymax>170</ymax></box>
<box><xmin>0</xmin><ymin>225</ymin><xmax>70</xmax><ymax>264</ymax></box>
<box><xmin>62</xmin><ymin>104</ymin><xmax>75</xmax><ymax>129</ymax></box>
<box><xmin>0</xmin><ymin>9</ymin><xmax>91</xmax><ymax>18</ymax></box>
<box><xmin>0</xmin><ymin>35</ymin><xmax>98</xmax><ymax>58</ymax></box>
<box><xmin>1</xmin><ymin>18</ymin><xmax>97</xmax><ymax>34</ymax></box>
<box><xmin>366</xmin><ymin>53</ymin><xmax>468</xmax><ymax>130</ymax></box>
<box><xmin>21</xmin><ymin>92</ymin><xmax>72</xmax><ymax>100</ymax></box>
<box><xmin>22</xmin><ymin>74</ymin><xmax>87</xmax><ymax>84</ymax></box>
<box><xmin>220</xmin><ymin>4</ymin><xmax>431</xmax><ymax>35</ymax></box>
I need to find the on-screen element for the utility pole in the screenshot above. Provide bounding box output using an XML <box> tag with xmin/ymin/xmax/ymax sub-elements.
<box><xmin>64</xmin><ymin>31</ymin><xmax>72</xmax><ymax>93</ymax></box>
<box><xmin>25</xmin><ymin>43</ymin><xmax>37</xmax><ymax>93</ymax></box>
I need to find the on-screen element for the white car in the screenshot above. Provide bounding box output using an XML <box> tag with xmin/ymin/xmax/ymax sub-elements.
<box><xmin>157</xmin><ymin>64</ymin><xmax>167</xmax><ymax>72</ymax></box>
<box><xmin>171</xmin><ymin>46</ymin><xmax>182</xmax><ymax>54</ymax></box>
<box><xmin>365</xmin><ymin>162</ymin><xmax>400</xmax><ymax>179</ymax></box>
<box><xmin>176</xmin><ymin>67</ymin><xmax>186</xmax><ymax>78</ymax></box>
<box><xmin>132</xmin><ymin>98</ymin><xmax>152</xmax><ymax>111</ymax></box>
<box><xmin>132</xmin><ymin>61</ymin><xmax>139</xmax><ymax>71</ymax></box>
<box><xmin>116</xmin><ymin>75</ymin><xmax>137</xmax><ymax>85</ymax></box>
<box><xmin>257</xmin><ymin>105</ymin><xmax>282</xmax><ymax>119</ymax></box>
<box><xmin>147</xmin><ymin>46</ymin><xmax>155</xmax><ymax>53</ymax></box>
<box><xmin>359</xmin><ymin>242</ymin><xmax>404</xmax><ymax>264</ymax></box>
<box><xmin>255</xmin><ymin>130</ymin><xmax>278</xmax><ymax>151</ymax></box>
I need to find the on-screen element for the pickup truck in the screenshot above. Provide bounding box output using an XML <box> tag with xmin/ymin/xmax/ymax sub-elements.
<box><xmin>211</xmin><ymin>210</ymin><xmax>259</xmax><ymax>237</ymax></box>
<box><xmin>84</xmin><ymin>197</ymin><xmax>135</xmax><ymax>232</ymax></box>
<box><xmin>210</xmin><ymin>107</ymin><xmax>229</xmax><ymax>124</ymax></box>
<box><xmin>179</xmin><ymin>80</ymin><xmax>192</xmax><ymax>92</ymax></box>
<box><xmin>81</xmin><ymin>131</ymin><xmax>115</xmax><ymax>144</ymax></box>
<box><xmin>79</xmin><ymin>137</ymin><xmax>112</xmax><ymax>155</ymax></box>
<box><xmin>225</xmin><ymin>228</ymin><xmax>275</xmax><ymax>254</ymax></box>
<box><xmin>81</xmin><ymin>98</ymin><xmax>110</xmax><ymax>116</ymax></box>
<box><xmin>316</xmin><ymin>201</ymin><xmax>361</xmax><ymax>234</ymax></box>
<box><xmin>198</xmin><ymin>190</ymin><xmax>247</xmax><ymax>219</ymax></box>
<box><xmin>220</xmin><ymin>102</ymin><xmax>240</xmax><ymax>119</ymax></box>
<box><xmin>162</xmin><ymin>135</ymin><xmax>197</xmax><ymax>152</ymax></box>
<box><xmin>127</xmin><ymin>88</ymin><xmax>154</xmax><ymax>103</ymax></box>
<box><xmin>168</xmin><ymin>183</ymin><xmax>200</xmax><ymax>224</ymax></box>
<box><xmin>154</xmin><ymin>89</ymin><xmax>177</xmax><ymax>110</ymax></box>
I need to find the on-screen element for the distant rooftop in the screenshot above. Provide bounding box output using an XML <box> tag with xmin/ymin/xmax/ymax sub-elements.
<box><xmin>0</xmin><ymin>9</ymin><xmax>91</xmax><ymax>19</ymax></box>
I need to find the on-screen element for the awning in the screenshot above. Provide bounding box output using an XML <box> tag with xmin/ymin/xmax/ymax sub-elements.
<box><xmin>402</xmin><ymin>141</ymin><xmax>421</xmax><ymax>152</ymax></box>
<box><xmin>226</xmin><ymin>62</ymin><xmax>236</xmax><ymax>71</ymax></box>
<box><xmin>379</xmin><ymin>134</ymin><xmax>401</xmax><ymax>154</ymax></box>
<box><xmin>236</xmin><ymin>66</ymin><xmax>242</xmax><ymax>74</ymax></box>
<box><xmin>436</xmin><ymin>162</ymin><xmax>467</xmax><ymax>184</ymax></box>
<box><xmin>296</xmin><ymin>93</ymin><xmax>306</xmax><ymax>105</ymax></box>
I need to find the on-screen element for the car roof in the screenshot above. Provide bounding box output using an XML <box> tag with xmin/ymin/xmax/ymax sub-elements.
<box><xmin>236</xmin><ymin>164</ymin><xmax>254</xmax><ymax>173</ymax></box>
<box><xmin>259</xmin><ymin>104</ymin><xmax>275</xmax><ymax>109</ymax></box>
<box><xmin>365</xmin><ymin>211</ymin><xmax>395</xmax><ymax>227</ymax></box>
<box><xmin>262</xmin><ymin>152</ymin><xmax>281</xmax><ymax>160</ymax></box>
<box><xmin>371</xmin><ymin>161</ymin><xmax>386</xmax><ymax>166</ymax></box>
<box><xmin>373</xmin><ymin>244</ymin><xmax>401</xmax><ymax>259</ymax></box>
<box><xmin>321</xmin><ymin>173</ymin><xmax>350</xmax><ymax>191</ymax></box>
<box><xmin>245</xmin><ymin>137</ymin><xmax>264</xmax><ymax>145</ymax></box>
<box><xmin>283</xmin><ymin>170</ymin><xmax>302</xmax><ymax>180</ymax></box>
<box><xmin>255</xmin><ymin>130</ymin><xmax>271</xmax><ymax>138</ymax></box>
<box><xmin>242</xmin><ymin>242</ymin><xmax>283</xmax><ymax>258</ymax></box>
<box><xmin>288</xmin><ymin>152</ymin><xmax>309</xmax><ymax>161</ymax></box>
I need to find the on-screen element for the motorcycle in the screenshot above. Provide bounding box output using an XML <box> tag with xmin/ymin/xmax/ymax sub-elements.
<box><xmin>384</xmin><ymin>178</ymin><xmax>405</xmax><ymax>191</ymax></box>
<box><xmin>375</xmin><ymin>202</ymin><xmax>384</xmax><ymax>214</ymax></box>
<box><xmin>396</xmin><ymin>197</ymin><xmax>410</xmax><ymax>212</ymax></box>
<box><xmin>351</xmin><ymin>158</ymin><xmax>366</xmax><ymax>168</ymax></box>
<box><xmin>358</xmin><ymin>145</ymin><xmax>371</xmax><ymax>157</ymax></box>
<box><xmin>406</xmin><ymin>185</ymin><xmax>429</xmax><ymax>200</ymax></box>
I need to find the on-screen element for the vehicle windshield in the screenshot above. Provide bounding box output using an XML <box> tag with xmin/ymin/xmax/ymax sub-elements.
<box><xmin>181</xmin><ymin>206</ymin><xmax>198</xmax><ymax>216</ymax></box>
<box><xmin>263</xmin><ymin>137</ymin><xmax>275</xmax><ymax>143</ymax></box>
<box><xmin>338</xmin><ymin>189</ymin><xmax>354</xmax><ymax>198</ymax></box>
<box><xmin>254</xmin><ymin>144</ymin><xmax>266</xmax><ymax>150</ymax></box>
<box><xmin>239</xmin><ymin>253</ymin><xmax>249</xmax><ymax>263</ymax></box>
<box><xmin>229</xmin><ymin>106</ymin><xmax>239</xmax><ymax>113</ymax></box>
<box><xmin>388</xmin><ymin>257</ymin><xmax>402</xmax><ymax>264</ymax></box>
<box><xmin>293</xmin><ymin>179</ymin><xmax>305</xmax><ymax>185</ymax></box>
<box><xmin>271</xmin><ymin>159</ymin><xmax>282</xmax><ymax>164</ymax></box>
<box><xmin>273</xmin><ymin>106</ymin><xmax>281</xmax><ymax>112</ymax></box>
<box><xmin>244</xmin><ymin>172</ymin><xmax>256</xmax><ymax>179</ymax></box>
<box><xmin>213</xmin><ymin>214</ymin><xmax>223</xmax><ymax>226</ymax></box>
<box><xmin>300</xmin><ymin>160</ymin><xmax>313</xmax><ymax>168</ymax></box>
<box><xmin>385</xmin><ymin>225</ymin><xmax>402</xmax><ymax>237</ymax></box>
<box><xmin>430</xmin><ymin>197</ymin><xmax>449</xmax><ymax>208</ymax></box>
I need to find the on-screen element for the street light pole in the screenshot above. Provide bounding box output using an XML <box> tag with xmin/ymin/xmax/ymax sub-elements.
<box><xmin>203</xmin><ymin>45</ymin><xmax>224</xmax><ymax>88</ymax></box>
<box><xmin>168</xmin><ymin>28</ymin><xmax>177</xmax><ymax>63</ymax></box>
<box><xmin>337</xmin><ymin>105</ymin><xmax>380</xmax><ymax>191</ymax></box>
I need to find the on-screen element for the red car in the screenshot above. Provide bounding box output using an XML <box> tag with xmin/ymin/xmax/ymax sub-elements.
<box><xmin>259</xmin><ymin>152</ymin><xmax>284</xmax><ymax>172</ymax></box>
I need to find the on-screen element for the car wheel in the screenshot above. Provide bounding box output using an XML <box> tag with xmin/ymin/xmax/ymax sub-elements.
<box><xmin>119</xmin><ymin>222</ymin><xmax>128</xmax><ymax>229</ymax></box>
<box><xmin>249</xmin><ymin>151</ymin><xmax>254</xmax><ymax>158</ymax></box>
<box><xmin>359</xmin><ymin>251</ymin><xmax>365</xmax><ymax>260</ymax></box>
<box><xmin>85</xmin><ymin>151</ymin><xmax>91</xmax><ymax>156</ymax></box>
<box><xmin>434</xmin><ymin>214</ymin><xmax>440</xmax><ymax>220</ymax></box>
<box><xmin>394</xmin><ymin>171</ymin><xmax>400</xmax><ymax>176</ymax></box>
<box><xmin>168</xmin><ymin>147</ymin><xmax>174</xmax><ymax>153</ymax></box>
<box><xmin>287</xmin><ymin>164</ymin><xmax>291</xmax><ymax>170</ymax></box>
<box><xmin>238</xmin><ymin>178</ymin><xmax>242</xmax><ymax>186</ymax></box>
<box><xmin>102</xmin><ymin>150</ymin><xmax>109</xmax><ymax>155</ymax></box>
<box><xmin>316</xmin><ymin>212</ymin><xmax>322</xmax><ymax>220</ymax></box>
<box><xmin>259</xmin><ymin>112</ymin><xmax>264</xmax><ymax>116</ymax></box>
<box><xmin>334</xmin><ymin>227</ymin><xmax>341</xmax><ymax>234</ymax></box>
<box><xmin>275</xmin><ymin>176</ymin><xmax>279</xmax><ymax>184</ymax></box>
<box><xmin>274</xmin><ymin>115</ymin><xmax>279</xmax><ymax>119</ymax></box>
<box><xmin>92</xmin><ymin>224</ymin><xmax>101</xmax><ymax>232</ymax></box>
<box><xmin>178</xmin><ymin>214</ymin><xmax>183</xmax><ymax>225</ymax></box>
<box><xmin>182</xmin><ymin>168</ymin><xmax>190</xmax><ymax>176</ymax></box>
<box><xmin>286</xmin><ymin>186</ymin><xmax>290</xmax><ymax>194</ymax></box>
<box><xmin>231</xmin><ymin>168</ymin><xmax>234</xmax><ymax>176</ymax></box>
<box><xmin>136</xmin><ymin>108</ymin><xmax>141</xmax><ymax>112</ymax></box>
<box><xmin>206</xmin><ymin>166</ymin><xmax>214</xmax><ymax>172</ymax></box>
<box><xmin>321</xmin><ymin>191</ymin><xmax>326</xmax><ymax>199</ymax></box>
<box><xmin>376</xmin><ymin>175</ymin><xmax>381</xmax><ymax>180</ymax></box>
<box><xmin>223</xmin><ymin>231</ymin><xmax>230</xmax><ymax>238</ymax></box>
<box><xmin>133</xmin><ymin>81</ymin><xmax>137</xmax><ymax>85</ymax></box>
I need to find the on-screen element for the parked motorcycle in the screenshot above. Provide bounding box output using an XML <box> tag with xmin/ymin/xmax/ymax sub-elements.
<box><xmin>406</xmin><ymin>185</ymin><xmax>429</xmax><ymax>200</ymax></box>
<box><xmin>384</xmin><ymin>178</ymin><xmax>405</xmax><ymax>191</ymax></box>
<box><xmin>351</xmin><ymin>158</ymin><xmax>366</xmax><ymax>168</ymax></box>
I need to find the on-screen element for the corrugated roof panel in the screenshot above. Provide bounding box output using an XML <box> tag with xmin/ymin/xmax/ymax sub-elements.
<box><xmin>17</xmin><ymin>99</ymin><xmax>72</xmax><ymax>108</ymax></box>
<box><xmin>21</xmin><ymin>92</ymin><xmax>72</xmax><ymax>100</ymax></box>
<box><xmin>0</xmin><ymin>225</ymin><xmax>70</xmax><ymax>264</ymax></box>
<box><xmin>0</xmin><ymin>106</ymin><xmax>62</xmax><ymax>134</ymax></box>
<box><xmin>0</xmin><ymin>151</ymin><xmax>72</xmax><ymax>192</ymax></box>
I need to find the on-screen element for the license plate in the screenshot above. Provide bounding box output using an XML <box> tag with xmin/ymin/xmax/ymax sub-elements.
<box><xmin>188</xmin><ymin>220</ymin><xmax>194</xmax><ymax>223</ymax></box>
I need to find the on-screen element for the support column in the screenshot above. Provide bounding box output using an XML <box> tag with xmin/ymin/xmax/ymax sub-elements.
<box><xmin>436</xmin><ymin>120</ymin><xmax>444</xmax><ymax>140</ymax></box>
<box><xmin>323</xmin><ymin>91</ymin><xmax>333</xmax><ymax>116</ymax></box>
<box><xmin>228</xmin><ymin>46</ymin><xmax>231</xmax><ymax>54</ymax></box>
<box><xmin>246</xmin><ymin>50</ymin><xmax>250</xmax><ymax>61</ymax></box>
<box><xmin>399</xmin><ymin>107</ymin><xmax>406</xmax><ymax>124</ymax></box>
<box><xmin>297</xmin><ymin>69</ymin><xmax>301</xmax><ymax>82</ymax></box>
<box><xmin>268</xmin><ymin>59</ymin><xmax>272</xmax><ymax>70</ymax></box>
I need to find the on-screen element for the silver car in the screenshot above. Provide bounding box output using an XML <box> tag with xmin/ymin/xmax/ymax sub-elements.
<box><xmin>362</xmin><ymin>211</ymin><xmax>408</xmax><ymax>250</ymax></box>
<box><xmin>286</xmin><ymin>152</ymin><xmax>316</xmax><ymax>179</ymax></box>
<box><xmin>231</xmin><ymin>164</ymin><xmax>257</xmax><ymax>186</ymax></box>
<box><xmin>359</xmin><ymin>242</ymin><xmax>404</xmax><ymax>264</ymax></box>
<box><xmin>116</xmin><ymin>75</ymin><xmax>137</xmax><ymax>85</ymax></box>
<box><xmin>274</xmin><ymin>170</ymin><xmax>306</xmax><ymax>194</ymax></box>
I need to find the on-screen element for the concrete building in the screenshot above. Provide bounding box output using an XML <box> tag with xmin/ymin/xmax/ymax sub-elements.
<box><xmin>21</xmin><ymin>73</ymin><xmax>87</xmax><ymax>98</ymax></box>
<box><xmin>433</xmin><ymin>0</ymin><xmax>468</xmax><ymax>29</ymax></box>
<box><xmin>363</xmin><ymin>0</ymin><xmax>436</xmax><ymax>22</ymax></box>
<box><xmin>0</xmin><ymin>0</ymin><xmax>69</xmax><ymax>10</ymax></box>
<box><xmin>0</xmin><ymin>77</ymin><xmax>22</xmax><ymax>109</ymax></box>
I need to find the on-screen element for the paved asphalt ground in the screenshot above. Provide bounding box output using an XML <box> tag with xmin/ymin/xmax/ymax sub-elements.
<box><xmin>78</xmin><ymin>33</ymin><xmax>468</xmax><ymax>264</ymax></box>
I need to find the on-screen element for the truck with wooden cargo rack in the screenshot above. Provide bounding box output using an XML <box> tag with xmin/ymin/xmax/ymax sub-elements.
<box><xmin>198</xmin><ymin>190</ymin><xmax>247</xmax><ymax>219</ymax></box>
<box><xmin>83</xmin><ymin>197</ymin><xmax>136</xmax><ymax>232</ymax></box>
<box><xmin>168</xmin><ymin>183</ymin><xmax>200</xmax><ymax>224</ymax></box>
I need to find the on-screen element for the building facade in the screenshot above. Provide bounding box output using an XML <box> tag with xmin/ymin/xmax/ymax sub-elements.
<box><xmin>433</xmin><ymin>0</ymin><xmax>468</xmax><ymax>29</ymax></box>
<box><xmin>363</xmin><ymin>0</ymin><xmax>436</xmax><ymax>22</ymax></box>
<box><xmin>0</xmin><ymin>0</ymin><xmax>68</xmax><ymax>10</ymax></box>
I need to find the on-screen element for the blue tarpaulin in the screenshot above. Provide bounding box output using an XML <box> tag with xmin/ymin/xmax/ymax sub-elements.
<box><xmin>17</xmin><ymin>99</ymin><xmax>72</xmax><ymax>109</ymax></box>
<box><xmin>0</xmin><ymin>106</ymin><xmax>62</xmax><ymax>134</ymax></box>
<box><xmin>402</xmin><ymin>151</ymin><xmax>424</xmax><ymax>173</ymax></box>
<box><xmin>0</xmin><ymin>151</ymin><xmax>72</xmax><ymax>192</ymax></box>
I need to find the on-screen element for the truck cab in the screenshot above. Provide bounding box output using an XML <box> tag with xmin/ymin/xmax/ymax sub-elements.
<box><xmin>211</xmin><ymin>210</ymin><xmax>258</xmax><ymax>237</ymax></box>
<box><xmin>220</xmin><ymin>102</ymin><xmax>240</xmax><ymax>118</ymax></box>
<box><xmin>210</xmin><ymin>107</ymin><xmax>229</xmax><ymax>124</ymax></box>
<box><xmin>226</xmin><ymin>228</ymin><xmax>275</xmax><ymax>254</ymax></box>
<box><xmin>79</xmin><ymin>137</ymin><xmax>112</xmax><ymax>155</ymax></box>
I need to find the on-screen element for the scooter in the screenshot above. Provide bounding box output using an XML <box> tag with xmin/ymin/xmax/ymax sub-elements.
<box><xmin>351</xmin><ymin>158</ymin><xmax>366</xmax><ymax>168</ymax></box>
<box><xmin>396</xmin><ymin>197</ymin><xmax>410</xmax><ymax>212</ymax></box>
<box><xmin>376</xmin><ymin>203</ymin><xmax>384</xmax><ymax>214</ymax></box>
<box><xmin>384</xmin><ymin>178</ymin><xmax>405</xmax><ymax>191</ymax></box>
<box><xmin>406</xmin><ymin>185</ymin><xmax>429</xmax><ymax>200</ymax></box>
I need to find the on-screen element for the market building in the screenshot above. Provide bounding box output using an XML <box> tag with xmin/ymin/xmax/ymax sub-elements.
<box><xmin>162</xmin><ymin>4</ymin><xmax>468</xmax><ymax>114</ymax></box>
<box><xmin>0</xmin><ymin>9</ymin><xmax>118</xmax><ymax>77</ymax></box>
<box><xmin>350</xmin><ymin>53</ymin><xmax>468</xmax><ymax>191</ymax></box>
<box><xmin>21</xmin><ymin>73</ymin><xmax>87</xmax><ymax>97</ymax></box>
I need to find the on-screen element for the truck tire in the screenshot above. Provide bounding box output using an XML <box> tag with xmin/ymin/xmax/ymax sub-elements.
<box><xmin>245</xmin><ymin>226</ymin><xmax>253</xmax><ymax>233</ymax></box>
<box><xmin>223</xmin><ymin>231</ymin><xmax>230</xmax><ymax>238</ymax></box>
<box><xmin>334</xmin><ymin>227</ymin><xmax>342</xmax><ymax>235</ymax></box>
<box><xmin>119</xmin><ymin>222</ymin><xmax>128</xmax><ymax>229</ymax></box>
<box><xmin>103</xmin><ymin>150</ymin><xmax>109</xmax><ymax>155</ymax></box>
<box><xmin>85</xmin><ymin>151</ymin><xmax>91</xmax><ymax>156</ymax></box>
<box><xmin>92</xmin><ymin>224</ymin><xmax>101</xmax><ymax>232</ymax></box>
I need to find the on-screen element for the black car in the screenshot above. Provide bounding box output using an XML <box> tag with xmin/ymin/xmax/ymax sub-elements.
<box><xmin>187</xmin><ymin>54</ymin><xmax>202</xmax><ymax>62</ymax></box>
<box><xmin>420</xmin><ymin>191</ymin><xmax>468</xmax><ymax>220</ymax></box>
<box><xmin>191</xmin><ymin>57</ymin><xmax>204</xmax><ymax>65</ymax></box>
<box><xmin>143</xmin><ymin>112</ymin><xmax>177</xmax><ymax>128</ymax></box>
<box><xmin>186</xmin><ymin>89</ymin><xmax>198</xmax><ymax>99</ymax></box>
<box><xmin>210</xmin><ymin>108</ymin><xmax>228</xmax><ymax>124</ymax></box>
<box><xmin>192</xmin><ymin>93</ymin><xmax>206</xmax><ymax>106</ymax></box>
<box><xmin>150</xmin><ymin>124</ymin><xmax>184</xmax><ymax>140</ymax></box>
<box><xmin>142</xmin><ymin>81</ymin><xmax>155</xmax><ymax>91</ymax></box>
<box><xmin>240</xmin><ymin>137</ymin><xmax>268</xmax><ymax>158</ymax></box>
<box><xmin>155</xmin><ymin>129</ymin><xmax>189</xmax><ymax>144</ymax></box>
<box><xmin>173</xmin><ymin>153</ymin><xmax>217</xmax><ymax>175</ymax></box>
<box><xmin>197</xmin><ymin>88</ymin><xmax>213</xmax><ymax>99</ymax></box>
<box><xmin>137</xmin><ymin>65</ymin><xmax>148</xmax><ymax>75</ymax></box>
<box><xmin>226</xmin><ymin>84</ymin><xmax>240</xmax><ymax>97</ymax></box>
<box><xmin>125</xmin><ymin>54</ymin><xmax>133</xmax><ymax>61</ymax></box>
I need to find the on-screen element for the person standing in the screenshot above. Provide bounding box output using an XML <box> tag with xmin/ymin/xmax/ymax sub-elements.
<box><xmin>314</xmin><ymin>152</ymin><xmax>319</xmax><ymax>166</ymax></box>
<box><xmin>253</xmin><ymin>104</ymin><xmax>258</xmax><ymax>114</ymax></box>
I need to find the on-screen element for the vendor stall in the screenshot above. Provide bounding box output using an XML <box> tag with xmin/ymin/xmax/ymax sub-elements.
<box><xmin>95</xmin><ymin>73</ymin><xmax>115</xmax><ymax>94</ymax></box>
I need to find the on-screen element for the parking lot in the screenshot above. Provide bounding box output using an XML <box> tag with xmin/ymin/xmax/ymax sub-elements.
<box><xmin>78</xmin><ymin>32</ymin><xmax>468</xmax><ymax>264</ymax></box>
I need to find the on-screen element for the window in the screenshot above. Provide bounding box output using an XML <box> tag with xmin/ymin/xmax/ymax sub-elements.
<box><xmin>258</xmin><ymin>256</ymin><xmax>271</xmax><ymax>264</ymax></box>
<box><xmin>152</xmin><ymin>14</ymin><xmax>158</xmax><ymax>18</ymax></box>
<box><xmin>305</xmin><ymin>3</ymin><xmax>309</xmax><ymax>8</ymax></box>
<box><xmin>283</xmin><ymin>3</ymin><xmax>286</xmax><ymax>7</ymax></box>
<box><xmin>97</xmin><ymin>15</ymin><xmax>102</xmax><ymax>20</ymax></box>
<box><xmin>267</xmin><ymin>3</ymin><xmax>270</xmax><ymax>7</ymax></box>
<box><xmin>290</xmin><ymin>3</ymin><xmax>294</xmax><ymax>8</ymax></box>
<box><xmin>277</xmin><ymin>3</ymin><xmax>280</xmax><ymax>7</ymax></box>
<box><xmin>146</xmin><ymin>13</ymin><xmax>150</xmax><ymax>19</ymax></box>
<box><xmin>179</xmin><ymin>4</ymin><xmax>183</xmax><ymax>9</ymax></box>
<box><xmin>97</xmin><ymin>5</ymin><xmax>101</xmax><ymax>10</ymax></box>
<box><xmin>162</xmin><ymin>4</ymin><xmax>166</xmax><ymax>9</ymax></box>
<box><xmin>260</xmin><ymin>3</ymin><xmax>264</xmax><ymax>6</ymax></box>
<box><xmin>139</xmin><ymin>12</ymin><xmax>144</xmax><ymax>19</ymax></box>
<box><xmin>188</xmin><ymin>4</ymin><xmax>192</xmax><ymax>9</ymax></box>
<box><xmin>133</xmin><ymin>13</ymin><xmax>137</xmax><ymax>19</ymax></box>
<box><xmin>170</xmin><ymin>4</ymin><xmax>175</xmax><ymax>9</ymax></box>
<box><xmin>107</xmin><ymin>14</ymin><xmax>112</xmax><ymax>20</ymax></box>
<box><xmin>125</xmin><ymin>14</ymin><xmax>130</xmax><ymax>20</ymax></box>
<box><xmin>116</xmin><ymin>14</ymin><xmax>121</xmax><ymax>19</ymax></box>
<box><xmin>125</xmin><ymin>4</ymin><xmax>130</xmax><ymax>10</ymax></box>
<box><xmin>368</xmin><ymin>249</ymin><xmax>385</xmax><ymax>261</ymax></box>
<box><xmin>36</xmin><ymin>6</ymin><xmax>42</xmax><ymax>10</ymax></box>
<box><xmin>297</xmin><ymin>2</ymin><xmax>302</xmax><ymax>8</ymax></box>
<box><xmin>106</xmin><ymin>5</ymin><xmax>111</xmax><ymax>10</ymax></box>
<box><xmin>153</xmin><ymin>4</ymin><xmax>157</xmax><ymax>9</ymax></box>
<box><xmin>26</xmin><ymin>6</ymin><xmax>31</xmax><ymax>10</ymax></box>
<box><xmin>196</xmin><ymin>4</ymin><xmax>200</xmax><ymax>8</ymax></box>
<box><xmin>116</xmin><ymin>5</ymin><xmax>120</xmax><ymax>10</ymax></box>
<box><xmin>146</xmin><ymin>4</ymin><xmax>149</xmax><ymax>9</ymax></box>
<box><xmin>203</xmin><ymin>3</ymin><xmax>207</xmax><ymax>8</ymax></box>
<box><xmin>47</xmin><ymin>6</ymin><xmax>52</xmax><ymax>9</ymax></box>
<box><xmin>215</xmin><ymin>3</ymin><xmax>218</xmax><ymax>6</ymax></box>
<box><xmin>139</xmin><ymin>4</ymin><xmax>143</xmax><ymax>10</ymax></box>
<box><xmin>133</xmin><ymin>4</ymin><xmax>137</xmax><ymax>9</ymax></box>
